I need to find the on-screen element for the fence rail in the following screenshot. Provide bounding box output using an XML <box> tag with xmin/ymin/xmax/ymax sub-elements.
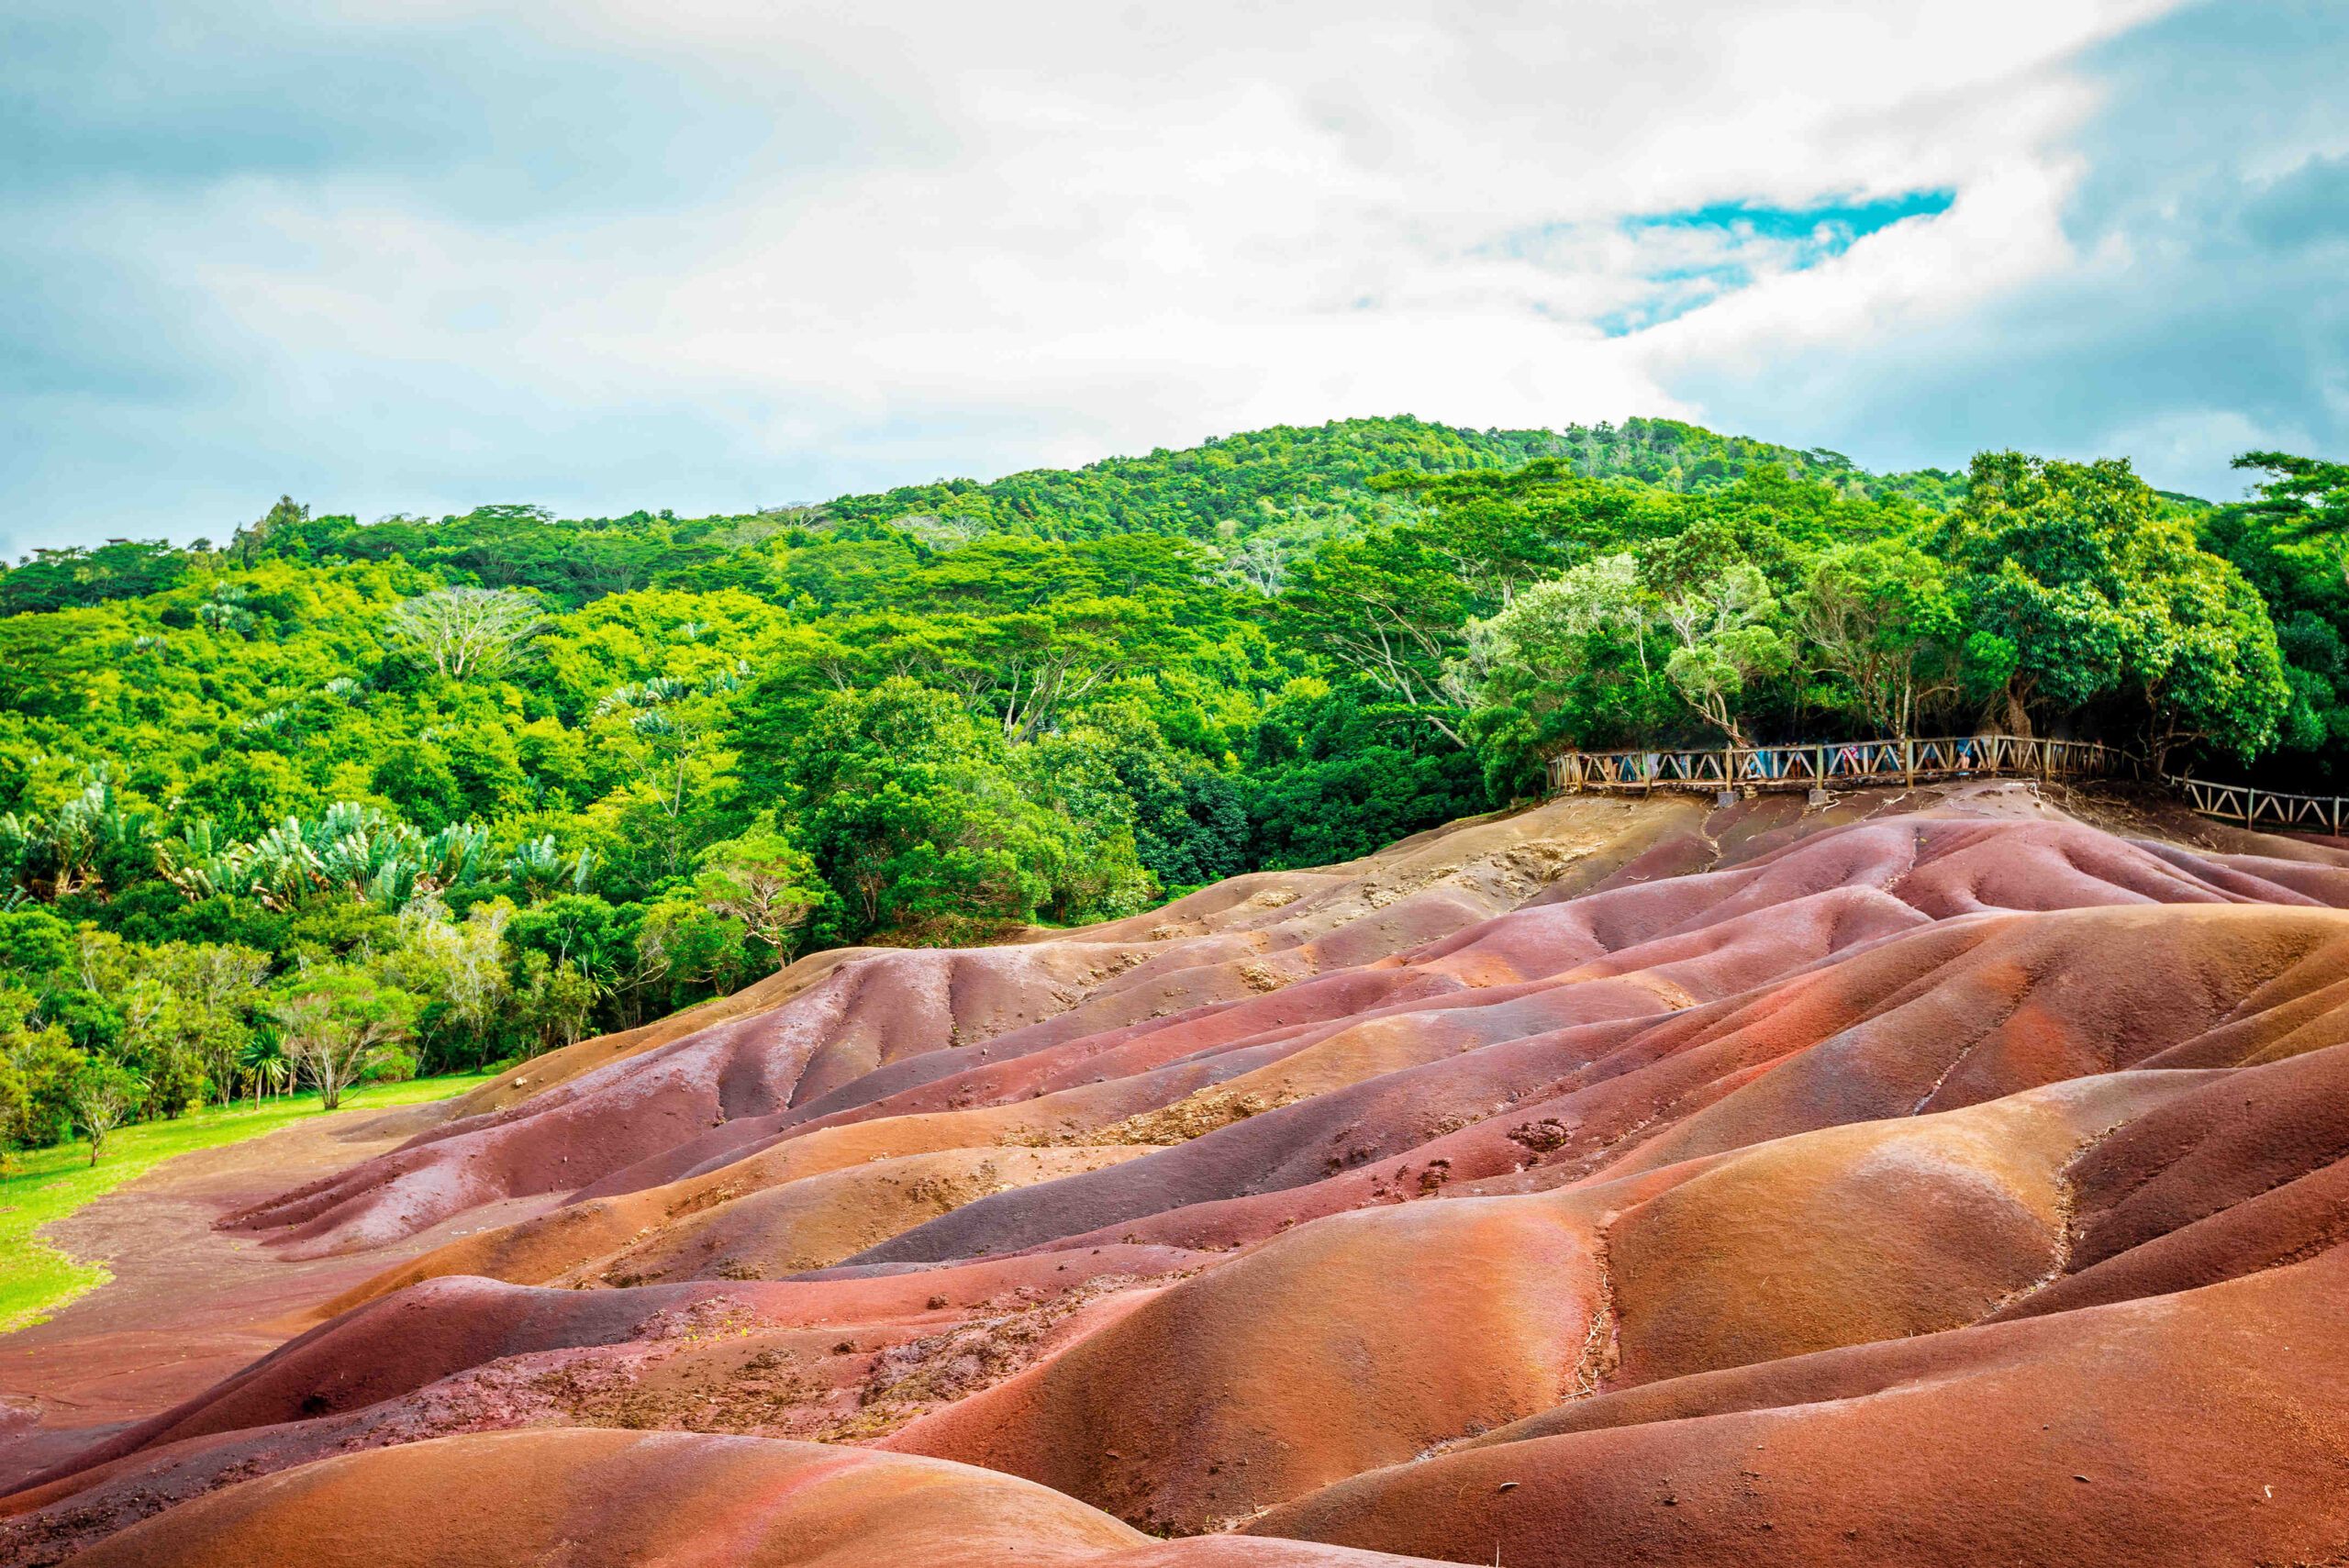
<box><xmin>1546</xmin><ymin>736</ymin><xmax>2349</xmax><ymax>838</ymax></box>
<box><xmin>2165</xmin><ymin>774</ymin><xmax>2349</xmax><ymax>836</ymax></box>
<box><xmin>1545</xmin><ymin>735</ymin><xmax>2121</xmax><ymax>796</ymax></box>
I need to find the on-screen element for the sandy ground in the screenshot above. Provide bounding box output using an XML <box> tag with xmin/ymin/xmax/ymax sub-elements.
<box><xmin>0</xmin><ymin>1103</ymin><xmax>548</xmax><ymax>1494</ymax></box>
<box><xmin>6</xmin><ymin>782</ymin><xmax>2340</xmax><ymax>1542</ymax></box>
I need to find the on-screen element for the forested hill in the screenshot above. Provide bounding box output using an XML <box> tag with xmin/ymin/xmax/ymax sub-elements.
<box><xmin>0</xmin><ymin>417</ymin><xmax>2340</xmax><ymax>1154</ymax></box>
<box><xmin>0</xmin><ymin>416</ymin><xmax>1969</xmax><ymax>620</ymax></box>
<box><xmin>820</xmin><ymin>415</ymin><xmax>1976</xmax><ymax>541</ymax></box>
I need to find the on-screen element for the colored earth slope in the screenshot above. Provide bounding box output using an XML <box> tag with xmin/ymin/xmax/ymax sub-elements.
<box><xmin>10</xmin><ymin>780</ymin><xmax>2349</xmax><ymax>1567</ymax></box>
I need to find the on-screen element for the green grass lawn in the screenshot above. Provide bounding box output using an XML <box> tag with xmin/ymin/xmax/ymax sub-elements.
<box><xmin>0</xmin><ymin>1073</ymin><xmax>496</xmax><ymax>1335</ymax></box>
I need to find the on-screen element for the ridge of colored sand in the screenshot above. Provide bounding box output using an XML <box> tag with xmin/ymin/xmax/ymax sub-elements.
<box><xmin>14</xmin><ymin>785</ymin><xmax>2349</xmax><ymax>1568</ymax></box>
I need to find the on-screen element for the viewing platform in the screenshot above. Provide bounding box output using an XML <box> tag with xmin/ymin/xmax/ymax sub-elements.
<box><xmin>1546</xmin><ymin>734</ymin><xmax>2349</xmax><ymax>838</ymax></box>
<box><xmin>2163</xmin><ymin>774</ymin><xmax>2349</xmax><ymax>836</ymax></box>
<box><xmin>1544</xmin><ymin>734</ymin><xmax>2121</xmax><ymax>796</ymax></box>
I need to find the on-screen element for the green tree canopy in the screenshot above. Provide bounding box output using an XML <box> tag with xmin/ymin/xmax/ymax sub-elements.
<box><xmin>1942</xmin><ymin>451</ymin><xmax>2287</xmax><ymax>764</ymax></box>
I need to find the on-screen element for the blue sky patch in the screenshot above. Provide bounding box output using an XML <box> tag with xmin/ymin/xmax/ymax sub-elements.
<box><xmin>1596</xmin><ymin>189</ymin><xmax>1955</xmax><ymax>336</ymax></box>
<box><xmin>1630</xmin><ymin>191</ymin><xmax>1956</xmax><ymax>243</ymax></box>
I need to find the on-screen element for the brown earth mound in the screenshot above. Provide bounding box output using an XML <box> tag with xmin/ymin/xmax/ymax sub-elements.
<box><xmin>63</xmin><ymin>1429</ymin><xmax>1453</xmax><ymax>1567</ymax></box>
<box><xmin>1246</xmin><ymin>1245</ymin><xmax>2349</xmax><ymax>1567</ymax></box>
<box><xmin>14</xmin><ymin>780</ymin><xmax>2349</xmax><ymax>1566</ymax></box>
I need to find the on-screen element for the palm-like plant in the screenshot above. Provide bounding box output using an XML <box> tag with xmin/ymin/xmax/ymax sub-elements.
<box><xmin>238</xmin><ymin>1034</ymin><xmax>291</xmax><ymax>1106</ymax></box>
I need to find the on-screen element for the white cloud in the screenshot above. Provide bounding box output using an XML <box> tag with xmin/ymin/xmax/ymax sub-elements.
<box><xmin>12</xmin><ymin>0</ymin><xmax>2341</xmax><ymax>547</ymax></box>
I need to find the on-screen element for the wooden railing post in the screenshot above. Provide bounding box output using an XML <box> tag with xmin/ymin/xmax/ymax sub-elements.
<box><xmin>1548</xmin><ymin>738</ymin><xmax>2349</xmax><ymax>835</ymax></box>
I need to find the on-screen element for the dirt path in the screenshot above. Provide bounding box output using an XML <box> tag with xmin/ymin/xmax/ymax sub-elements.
<box><xmin>0</xmin><ymin>1106</ymin><xmax>557</xmax><ymax>1493</ymax></box>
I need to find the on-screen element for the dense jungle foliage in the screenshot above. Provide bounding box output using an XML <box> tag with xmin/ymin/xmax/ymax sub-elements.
<box><xmin>2</xmin><ymin>415</ymin><xmax>2340</xmax><ymax>1158</ymax></box>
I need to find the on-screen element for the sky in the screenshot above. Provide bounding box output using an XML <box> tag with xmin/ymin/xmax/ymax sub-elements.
<box><xmin>3</xmin><ymin>0</ymin><xmax>2343</xmax><ymax>552</ymax></box>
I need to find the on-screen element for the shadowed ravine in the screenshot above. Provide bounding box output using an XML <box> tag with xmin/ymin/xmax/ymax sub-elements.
<box><xmin>8</xmin><ymin>781</ymin><xmax>2349</xmax><ymax>1567</ymax></box>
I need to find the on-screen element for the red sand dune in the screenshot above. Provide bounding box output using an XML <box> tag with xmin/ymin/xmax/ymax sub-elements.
<box><xmin>64</xmin><ymin>1429</ymin><xmax>1457</xmax><ymax>1567</ymax></box>
<box><xmin>13</xmin><ymin>781</ymin><xmax>2349</xmax><ymax>1566</ymax></box>
<box><xmin>1246</xmin><ymin>1245</ymin><xmax>2349</xmax><ymax>1568</ymax></box>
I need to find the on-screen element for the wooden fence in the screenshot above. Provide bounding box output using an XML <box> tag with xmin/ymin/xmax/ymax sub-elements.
<box><xmin>2164</xmin><ymin>774</ymin><xmax>2349</xmax><ymax>836</ymax></box>
<box><xmin>1545</xmin><ymin>735</ymin><xmax>2349</xmax><ymax>837</ymax></box>
<box><xmin>1545</xmin><ymin>735</ymin><xmax>2122</xmax><ymax>796</ymax></box>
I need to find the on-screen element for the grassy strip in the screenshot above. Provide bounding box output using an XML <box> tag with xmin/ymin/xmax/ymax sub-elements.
<box><xmin>0</xmin><ymin>1073</ymin><xmax>495</xmax><ymax>1334</ymax></box>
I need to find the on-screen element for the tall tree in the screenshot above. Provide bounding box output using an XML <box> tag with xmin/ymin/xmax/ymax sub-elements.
<box><xmin>63</xmin><ymin>1058</ymin><xmax>142</xmax><ymax>1166</ymax></box>
<box><xmin>385</xmin><ymin>586</ymin><xmax>550</xmax><ymax>679</ymax></box>
<box><xmin>693</xmin><ymin>829</ymin><xmax>825</xmax><ymax>962</ymax></box>
<box><xmin>1798</xmin><ymin>539</ymin><xmax>1962</xmax><ymax>737</ymax></box>
<box><xmin>2232</xmin><ymin>450</ymin><xmax>2349</xmax><ymax>544</ymax></box>
<box><xmin>270</xmin><ymin>969</ymin><xmax>417</xmax><ymax>1111</ymax></box>
<box><xmin>1942</xmin><ymin>451</ymin><xmax>2288</xmax><ymax>767</ymax></box>
<box><xmin>1275</xmin><ymin>530</ymin><xmax>1483</xmax><ymax>747</ymax></box>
